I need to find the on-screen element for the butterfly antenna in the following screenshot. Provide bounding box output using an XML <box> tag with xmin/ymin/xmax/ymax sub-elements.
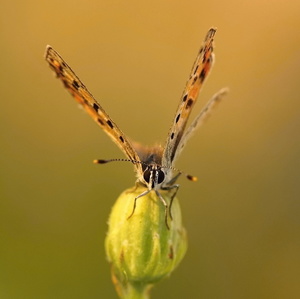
<box><xmin>94</xmin><ymin>159</ymin><xmax>197</xmax><ymax>182</ymax></box>
<box><xmin>186</xmin><ymin>174</ymin><xmax>198</xmax><ymax>182</ymax></box>
<box><xmin>179</xmin><ymin>171</ymin><xmax>198</xmax><ymax>182</ymax></box>
<box><xmin>93</xmin><ymin>158</ymin><xmax>142</xmax><ymax>165</ymax></box>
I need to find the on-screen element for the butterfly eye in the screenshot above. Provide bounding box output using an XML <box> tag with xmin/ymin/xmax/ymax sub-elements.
<box><xmin>143</xmin><ymin>169</ymin><xmax>151</xmax><ymax>183</ymax></box>
<box><xmin>157</xmin><ymin>169</ymin><xmax>165</xmax><ymax>184</ymax></box>
<box><xmin>143</xmin><ymin>168</ymin><xmax>165</xmax><ymax>186</ymax></box>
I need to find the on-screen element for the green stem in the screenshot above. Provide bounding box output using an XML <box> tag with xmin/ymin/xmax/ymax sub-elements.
<box><xmin>119</xmin><ymin>281</ymin><xmax>152</xmax><ymax>299</ymax></box>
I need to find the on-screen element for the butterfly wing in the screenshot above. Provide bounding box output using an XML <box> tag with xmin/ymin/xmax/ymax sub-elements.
<box><xmin>45</xmin><ymin>46</ymin><xmax>143</xmax><ymax>175</ymax></box>
<box><xmin>173</xmin><ymin>88</ymin><xmax>228</xmax><ymax>162</ymax></box>
<box><xmin>162</xmin><ymin>28</ymin><xmax>216</xmax><ymax>169</ymax></box>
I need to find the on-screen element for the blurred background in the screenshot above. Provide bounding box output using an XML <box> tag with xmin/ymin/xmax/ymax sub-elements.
<box><xmin>1</xmin><ymin>0</ymin><xmax>300</xmax><ymax>298</ymax></box>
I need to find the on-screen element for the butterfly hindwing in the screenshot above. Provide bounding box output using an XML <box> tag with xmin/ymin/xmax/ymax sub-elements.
<box><xmin>174</xmin><ymin>88</ymin><xmax>228</xmax><ymax>162</ymax></box>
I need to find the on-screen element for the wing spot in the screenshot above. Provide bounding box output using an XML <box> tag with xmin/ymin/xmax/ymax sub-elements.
<box><xmin>175</xmin><ymin>114</ymin><xmax>181</xmax><ymax>123</ymax></box>
<box><xmin>62</xmin><ymin>80</ymin><xmax>69</xmax><ymax>88</ymax></box>
<box><xmin>199</xmin><ymin>69</ymin><xmax>206</xmax><ymax>83</ymax></box>
<box><xmin>93</xmin><ymin>103</ymin><xmax>99</xmax><ymax>112</ymax></box>
<box><xmin>186</xmin><ymin>98</ymin><xmax>194</xmax><ymax>109</ymax></box>
<box><xmin>107</xmin><ymin>120</ymin><xmax>114</xmax><ymax>129</ymax></box>
<box><xmin>192</xmin><ymin>75</ymin><xmax>198</xmax><ymax>84</ymax></box>
<box><xmin>171</xmin><ymin>132</ymin><xmax>175</xmax><ymax>139</ymax></box>
<box><xmin>119</xmin><ymin>136</ymin><xmax>124</xmax><ymax>143</ymax></box>
<box><xmin>182</xmin><ymin>94</ymin><xmax>188</xmax><ymax>102</ymax></box>
<box><xmin>72</xmin><ymin>80</ymin><xmax>80</xmax><ymax>90</ymax></box>
<box><xmin>97</xmin><ymin>118</ymin><xmax>104</xmax><ymax>126</ymax></box>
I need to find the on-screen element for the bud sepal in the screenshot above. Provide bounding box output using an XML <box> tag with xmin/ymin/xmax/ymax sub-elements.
<box><xmin>105</xmin><ymin>184</ymin><xmax>187</xmax><ymax>298</ymax></box>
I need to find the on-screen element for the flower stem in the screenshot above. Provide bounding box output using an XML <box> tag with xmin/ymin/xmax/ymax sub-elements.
<box><xmin>114</xmin><ymin>279</ymin><xmax>152</xmax><ymax>299</ymax></box>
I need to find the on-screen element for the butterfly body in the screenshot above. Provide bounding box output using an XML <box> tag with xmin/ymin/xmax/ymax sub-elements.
<box><xmin>45</xmin><ymin>28</ymin><xmax>227</xmax><ymax>228</ymax></box>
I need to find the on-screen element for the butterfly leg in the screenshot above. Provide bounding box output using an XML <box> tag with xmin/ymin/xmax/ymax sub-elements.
<box><xmin>161</xmin><ymin>184</ymin><xmax>180</xmax><ymax>221</ymax></box>
<box><xmin>127</xmin><ymin>189</ymin><xmax>151</xmax><ymax>220</ymax></box>
<box><xmin>155</xmin><ymin>190</ymin><xmax>170</xmax><ymax>230</ymax></box>
<box><xmin>166</xmin><ymin>173</ymin><xmax>182</xmax><ymax>186</ymax></box>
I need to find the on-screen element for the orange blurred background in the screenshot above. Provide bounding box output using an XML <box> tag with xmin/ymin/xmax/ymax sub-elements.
<box><xmin>1</xmin><ymin>0</ymin><xmax>300</xmax><ymax>298</ymax></box>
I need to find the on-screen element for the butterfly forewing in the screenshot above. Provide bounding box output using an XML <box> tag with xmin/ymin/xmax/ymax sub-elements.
<box><xmin>45</xmin><ymin>46</ymin><xmax>143</xmax><ymax>175</ymax></box>
<box><xmin>162</xmin><ymin>28</ymin><xmax>216</xmax><ymax>169</ymax></box>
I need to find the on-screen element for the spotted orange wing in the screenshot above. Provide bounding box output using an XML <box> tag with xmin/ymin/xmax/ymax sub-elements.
<box><xmin>45</xmin><ymin>46</ymin><xmax>142</xmax><ymax>175</ymax></box>
<box><xmin>162</xmin><ymin>28</ymin><xmax>216</xmax><ymax>169</ymax></box>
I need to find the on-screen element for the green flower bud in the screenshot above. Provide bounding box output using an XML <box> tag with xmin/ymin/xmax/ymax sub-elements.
<box><xmin>105</xmin><ymin>184</ymin><xmax>187</xmax><ymax>299</ymax></box>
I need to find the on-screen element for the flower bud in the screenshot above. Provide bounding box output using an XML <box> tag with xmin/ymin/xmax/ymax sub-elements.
<box><xmin>105</xmin><ymin>184</ymin><xmax>187</xmax><ymax>298</ymax></box>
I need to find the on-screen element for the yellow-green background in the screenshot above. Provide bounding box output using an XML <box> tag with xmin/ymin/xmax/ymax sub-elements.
<box><xmin>1</xmin><ymin>0</ymin><xmax>299</xmax><ymax>298</ymax></box>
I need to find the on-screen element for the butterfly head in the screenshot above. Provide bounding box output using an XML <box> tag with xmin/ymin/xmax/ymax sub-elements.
<box><xmin>142</xmin><ymin>163</ymin><xmax>165</xmax><ymax>190</ymax></box>
<box><xmin>94</xmin><ymin>158</ymin><xmax>197</xmax><ymax>187</ymax></box>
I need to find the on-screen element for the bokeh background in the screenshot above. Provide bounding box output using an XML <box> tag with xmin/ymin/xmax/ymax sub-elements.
<box><xmin>1</xmin><ymin>0</ymin><xmax>300</xmax><ymax>298</ymax></box>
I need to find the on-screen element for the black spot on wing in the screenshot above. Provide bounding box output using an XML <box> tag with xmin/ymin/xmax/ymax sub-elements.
<box><xmin>107</xmin><ymin>120</ymin><xmax>114</xmax><ymax>129</ymax></box>
<box><xmin>199</xmin><ymin>69</ymin><xmax>206</xmax><ymax>83</ymax></box>
<box><xmin>203</xmin><ymin>50</ymin><xmax>212</xmax><ymax>64</ymax></box>
<box><xmin>119</xmin><ymin>136</ymin><xmax>124</xmax><ymax>143</ymax></box>
<box><xmin>192</xmin><ymin>75</ymin><xmax>198</xmax><ymax>85</ymax></box>
<box><xmin>93</xmin><ymin>103</ymin><xmax>99</xmax><ymax>112</ymax></box>
<box><xmin>175</xmin><ymin>114</ymin><xmax>180</xmax><ymax>123</ymax></box>
<box><xmin>182</xmin><ymin>94</ymin><xmax>188</xmax><ymax>102</ymax></box>
<box><xmin>62</xmin><ymin>80</ymin><xmax>69</xmax><ymax>88</ymax></box>
<box><xmin>97</xmin><ymin>118</ymin><xmax>104</xmax><ymax>126</ymax></box>
<box><xmin>186</xmin><ymin>98</ymin><xmax>194</xmax><ymax>109</ymax></box>
<box><xmin>72</xmin><ymin>80</ymin><xmax>80</xmax><ymax>90</ymax></box>
<box><xmin>171</xmin><ymin>132</ymin><xmax>174</xmax><ymax>139</ymax></box>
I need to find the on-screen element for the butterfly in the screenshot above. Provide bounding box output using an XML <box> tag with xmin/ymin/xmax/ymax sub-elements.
<box><xmin>45</xmin><ymin>27</ymin><xmax>227</xmax><ymax>229</ymax></box>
